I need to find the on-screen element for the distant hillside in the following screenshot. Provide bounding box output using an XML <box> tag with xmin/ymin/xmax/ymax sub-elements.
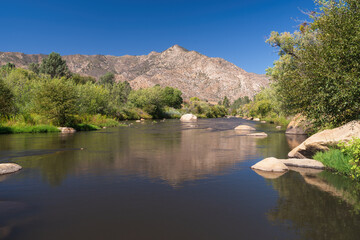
<box><xmin>0</xmin><ymin>45</ymin><xmax>269</xmax><ymax>101</ymax></box>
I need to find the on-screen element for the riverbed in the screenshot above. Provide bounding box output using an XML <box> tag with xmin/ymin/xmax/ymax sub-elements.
<box><xmin>0</xmin><ymin>118</ymin><xmax>359</xmax><ymax>239</ymax></box>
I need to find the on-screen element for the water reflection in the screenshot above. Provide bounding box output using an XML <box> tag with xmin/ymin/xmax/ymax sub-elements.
<box><xmin>4</xmin><ymin>120</ymin><xmax>266</xmax><ymax>186</ymax></box>
<box><xmin>266</xmin><ymin>170</ymin><xmax>360</xmax><ymax>240</ymax></box>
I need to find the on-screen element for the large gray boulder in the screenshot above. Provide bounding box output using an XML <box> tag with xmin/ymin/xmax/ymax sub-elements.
<box><xmin>0</xmin><ymin>163</ymin><xmax>22</xmax><ymax>175</ymax></box>
<box><xmin>288</xmin><ymin>120</ymin><xmax>360</xmax><ymax>158</ymax></box>
<box><xmin>180</xmin><ymin>114</ymin><xmax>197</xmax><ymax>122</ymax></box>
<box><xmin>285</xmin><ymin>114</ymin><xmax>312</xmax><ymax>135</ymax></box>
<box><xmin>251</xmin><ymin>157</ymin><xmax>289</xmax><ymax>172</ymax></box>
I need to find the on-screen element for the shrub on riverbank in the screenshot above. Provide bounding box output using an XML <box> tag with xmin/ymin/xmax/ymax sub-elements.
<box><xmin>0</xmin><ymin>124</ymin><xmax>60</xmax><ymax>134</ymax></box>
<box><xmin>314</xmin><ymin>138</ymin><xmax>360</xmax><ymax>181</ymax></box>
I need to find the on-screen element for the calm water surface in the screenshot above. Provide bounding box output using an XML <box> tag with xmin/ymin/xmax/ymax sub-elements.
<box><xmin>0</xmin><ymin>118</ymin><xmax>360</xmax><ymax>240</ymax></box>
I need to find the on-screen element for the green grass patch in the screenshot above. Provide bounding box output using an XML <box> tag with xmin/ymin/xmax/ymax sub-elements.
<box><xmin>314</xmin><ymin>149</ymin><xmax>353</xmax><ymax>176</ymax></box>
<box><xmin>0</xmin><ymin>124</ymin><xmax>60</xmax><ymax>134</ymax></box>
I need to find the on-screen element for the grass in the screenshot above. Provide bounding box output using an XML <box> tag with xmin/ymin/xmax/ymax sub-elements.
<box><xmin>313</xmin><ymin>149</ymin><xmax>353</xmax><ymax>176</ymax></box>
<box><xmin>0</xmin><ymin>124</ymin><xmax>60</xmax><ymax>134</ymax></box>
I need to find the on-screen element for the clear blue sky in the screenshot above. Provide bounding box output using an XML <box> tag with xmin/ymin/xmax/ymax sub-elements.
<box><xmin>0</xmin><ymin>0</ymin><xmax>316</xmax><ymax>74</ymax></box>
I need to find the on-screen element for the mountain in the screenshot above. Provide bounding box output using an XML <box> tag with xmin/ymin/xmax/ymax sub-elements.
<box><xmin>0</xmin><ymin>45</ymin><xmax>269</xmax><ymax>102</ymax></box>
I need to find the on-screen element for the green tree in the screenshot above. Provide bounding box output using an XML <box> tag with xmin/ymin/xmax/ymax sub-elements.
<box><xmin>98</xmin><ymin>72</ymin><xmax>115</xmax><ymax>85</ymax></box>
<box><xmin>128</xmin><ymin>86</ymin><xmax>165</xmax><ymax>118</ymax></box>
<box><xmin>161</xmin><ymin>86</ymin><xmax>183</xmax><ymax>109</ymax></box>
<box><xmin>267</xmin><ymin>0</ymin><xmax>360</xmax><ymax>128</ymax></box>
<box><xmin>0</xmin><ymin>78</ymin><xmax>15</xmax><ymax>118</ymax></box>
<box><xmin>39</xmin><ymin>52</ymin><xmax>70</xmax><ymax>78</ymax></box>
<box><xmin>77</xmin><ymin>82</ymin><xmax>110</xmax><ymax>115</ymax></box>
<box><xmin>222</xmin><ymin>96</ymin><xmax>230</xmax><ymax>108</ymax></box>
<box><xmin>29</xmin><ymin>63</ymin><xmax>40</xmax><ymax>74</ymax></box>
<box><xmin>36</xmin><ymin>78</ymin><xmax>78</xmax><ymax>125</ymax></box>
<box><xmin>71</xmin><ymin>74</ymin><xmax>96</xmax><ymax>85</ymax></box>
<box><xmin>108</xmin><ymin>81</ymin><xmax>132</xmax><ymax>107</ymax></box>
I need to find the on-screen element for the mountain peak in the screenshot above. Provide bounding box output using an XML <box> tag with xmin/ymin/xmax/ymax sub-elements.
<box><xmin>166</xmin><ymin>44</ymin><xmax>189</xmax><ymax>53</ymax></box>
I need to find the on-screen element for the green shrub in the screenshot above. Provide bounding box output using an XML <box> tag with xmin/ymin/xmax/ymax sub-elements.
<box><xmin>314</xmin><ymin>149</ymin><xmax>353</xmax><ymax>175</ymax></box>
<box><xmin>35</xmin><ymin>78</ymin><xmax>78</xmax><ymax>126</ymax></box>
<box><xmin>339</xmin><ymin>138</ymin><xmax>360</xmax><ymax>180</ymax></box>
<box><xmin>0</xmin><ymin>78</ymin><xmax>15</xmax><ymax>118</ymax></box>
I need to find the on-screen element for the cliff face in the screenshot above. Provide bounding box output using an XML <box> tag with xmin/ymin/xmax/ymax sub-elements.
<box><xmin>0</xmin><ymin>45</ymin><xmax>269</xmax><ymax>101</ymax></box>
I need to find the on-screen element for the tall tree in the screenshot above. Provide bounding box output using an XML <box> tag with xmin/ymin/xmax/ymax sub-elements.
<box><xmin>39</xmin><ymin>52</ymin><xmax>70</xmax><ymax>78</ymax></box>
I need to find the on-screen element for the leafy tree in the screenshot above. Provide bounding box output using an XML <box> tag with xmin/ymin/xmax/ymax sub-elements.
<box><xmin>108</xmin><ymin>81</ymin><xmax>132</xmax><ymax>107</ymax></box>
<box><xmin>128</xmin><ymin>86</ymin><xmax>165</xmax><ymax>118</ymax></box>
<box><xmin>77</xmin><ymin>82</ymin><xmax>110</xmax><ymax>115</ymax></box>
<box><xmin>267</xmin><ymin>0</ymin><xmax>360</xmax><ymax>128</ymax></box>
<box><xmin>161</xmin><ymin>86</ymin><xmax>183</xmax><ymax>109</ymax></box>
<box><xmin>39</xmin><ymin>52</ymin><xmax>70</xmax><ymax>78</ymax></box>
<box><xmin>0</xmin><ymin>78</ymin><xmax>15</xmax><ymax>118</ymax></box>
<box><xmin>98</xmin><ymin>72</ymin><xmax>115</xmax><ymax>85</ymax></box>
<box><xmin>71</xmin><ymin>74</ymin><xmax>96</xmax><ymax>85</ymax></box>
<box><xmin>222</xmin><ymin>96</ymin><xmax>230</xmax><ymax>108</ymax></box>
<box><xmin>29</xmin><ymin>63</ymin><xmax>40</xmax><ymax>74</ymax></box>
<box><xmin>36</xmin><ymin>78</ymin><xmax>78</xmax><ymax>125</ymax></box>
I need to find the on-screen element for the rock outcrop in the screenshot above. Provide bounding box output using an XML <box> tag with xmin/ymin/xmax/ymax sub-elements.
<box><xmin>288</xmin><ymin>120</ymin><xmax>360</xmax><ymax>158</ymax></box>
<box><xmin>0</xmin><ymin>45</ymin><xmax>269</xmax><ymax>102</ymax></box>
<box><xmin>0</xmin><ymin>163</ymin><xmax>22</xmax><ymax>175</ymax></box>
<box><xmin>285</xmin><ymin>114</ymin><xmax>312</xmax><ymax>135</ymax></box>
<box><xmin>180</xmin><ymin>114</ymin><xmax>197</xmax><ymax>122</ymax></box>
<box><xmin>279</xmin><ymin>159</ymin><xmax>325</xmax><ymax>169</ymax></box>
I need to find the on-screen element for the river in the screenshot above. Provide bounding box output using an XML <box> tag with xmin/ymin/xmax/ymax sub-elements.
<box><xmin>0</xmin><ymin>118</ymin><xmax>359</xmax><ymax>240</ymax></box>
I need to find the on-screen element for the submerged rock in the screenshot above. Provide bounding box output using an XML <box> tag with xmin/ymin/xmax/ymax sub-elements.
<box><xmin>234</xmin><ymin>125</ymin><xmax>256</xmax><ymax>131</ymax></box>
<box><xmin>180</xmin><ymin>114</ymin><xmax>197</xmax><ymax>122</ymax></box>
<box><xmin>276</xmin><ymin>126</ymin><xmax>282</xmax><ymax>129</ymax></box>
<box><xmin>0</xmin><ymin>163</ymin><xmax>22</xmax><ymax>175</ymax></box>
<box><xmin>246</xmin><ymin>132</ymin><xmax>268</xmax><ymax>137</ymax></box>
<box><xmin>58</xmin><ymin>127</ymin><xmax>76</xmax><ymax>133</ymax></box>
<box><xmin>288</xmin><ymin>120</ymin><xmax>360</xmax><ymax>158</ymax></box>
<box><xmin>253</xmin><ymin>118</ymin><xmax>260</xmax><ymax>122</ymax></box>
<box><xmin>251</xmin><ymin>157</ymin><xmax>289</xmax><ymax>172</ymax></box>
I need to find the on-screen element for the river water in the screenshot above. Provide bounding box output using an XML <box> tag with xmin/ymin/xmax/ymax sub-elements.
<box><xmin>0</xmin><ymin>118</ymin><xmax>359</xmax><ymax>240</ymax></box>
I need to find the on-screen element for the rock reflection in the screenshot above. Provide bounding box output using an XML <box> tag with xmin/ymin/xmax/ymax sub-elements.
<box><xmin>266</xmin><ymin>170</ymin><xmax>360</xmax><ymax>240</ymax></box>
<box><xmin>286</xmin><ymin>134</ymin><xmax>307</xmax><ymax>150</ymax></box>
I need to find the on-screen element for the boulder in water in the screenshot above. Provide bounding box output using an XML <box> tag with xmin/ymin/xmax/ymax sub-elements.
<box><xmin>0</xmin><ymin>163</ymin><xmax>22</xmax><ymax>175</ymax></box>
<box><xmin>180</xmin><ymin>114</ymin><xmax>197</xmax><ymax>122</ymax></box>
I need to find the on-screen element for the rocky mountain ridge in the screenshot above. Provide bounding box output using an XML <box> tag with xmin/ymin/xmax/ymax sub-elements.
<box><xmin>0</xmin><ymin>45</ymin><xmax>269</xmax><ymax>101</ymax></box>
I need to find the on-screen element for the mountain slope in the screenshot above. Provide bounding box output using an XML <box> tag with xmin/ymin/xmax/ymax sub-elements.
<box><xmin>0</xmin><ymin>45</ymin><xmax>269</xmax><ymax>101</ymax></box>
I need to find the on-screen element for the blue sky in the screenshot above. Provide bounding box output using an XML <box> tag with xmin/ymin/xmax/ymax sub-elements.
<box><xmin>0</xmin><ymin>0</ymin><xmax>316</xmax><ymax>74</ymax></box>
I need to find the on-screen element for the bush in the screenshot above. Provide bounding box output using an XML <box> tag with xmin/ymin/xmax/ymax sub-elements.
<box><xmin>98</xmin><ymin>72</ymin><xmax>115</xmax><ymax>85</ymax></box>
<box><xmin>339</xmin><ymin>138</ymin><xmax>360</xmax><ymax>180</ymax></box>
<box><xmin>35</xmin><ymin>78</ymin><xmax>78</xmax><ymax>126</ymax></box>
<box><xmin>77</xmin><ymin>82</ymin><xmax>110</xmax><ymax>115</ymax></box>
<box><xmin>0</xmin><ymin>78</ymin><xmax>15</xmax><ymax>118</ymax></box>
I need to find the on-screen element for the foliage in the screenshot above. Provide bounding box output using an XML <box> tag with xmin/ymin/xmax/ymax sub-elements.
<box><xmin>339</xmin><ymin>138</ymin><xmax>360</xmax><ymax>180</ymax></box>
<box><xmin>128</xmin><ymin>86</ymin><xmax>166</xmax><ymax>118</ymax></box>
<box><xmin>267</xmin><ymin>0</ymin><xmax>360</xmax><ymax>128</ymax></box>
<box><xmin>35</xmin><ymin>78</ymin><xmax>78</xmax><ymax>126</ymax></box>
<box><xmin>71</xmin><ymin>74</ymin><xmax>96</xmax><ymax>84</ymax></box>
<box><xmin>29</xmin><ymin>63</ymin><xmax>40</xmax><ymax>74</ymax></box>
<box><xmin>314</xmin><ymin>148</ymin><xmax>353</xmax><ymax>175</ymax></box>
<box><xmin>98</xmin><ymin>72</ymin><xmax>115</xmax><ymax>85</ymax></box>
<box><xmin>222</xmin><ymin>96</ymin><xmax>230</xmax><ymax>108</ymax></box>
<box><xmin>0</xmin><ymin>78</ymin><xmax>15</xmax><ymax>118</ymax></box>
<box><xmin>0</xmin><ymin>124</ymin><xmax>60</xmax><ymax>134</ymax></box>
<box><xmin>161</xmin><ymin>86</ymin><xmax>183</xmax><ymax>109</ymax></box>
<box><xmin>39</xmin><ymin>52</ymin><xmax>71</xmax><ymax>78</ymax></box>
<box><xmin>107</xmin><ymin>81</ymin><xmax>132</xmax><ymax>110</ymax></box>
<box><xmin>231</xmin><ymin>96</ymin><xmax>250</xmax><ymax>110</ymax></box>
<box><xmin>77</xmin><ymin>82</ymin><xmax>110</xmax><ymax>115</ymax></box>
